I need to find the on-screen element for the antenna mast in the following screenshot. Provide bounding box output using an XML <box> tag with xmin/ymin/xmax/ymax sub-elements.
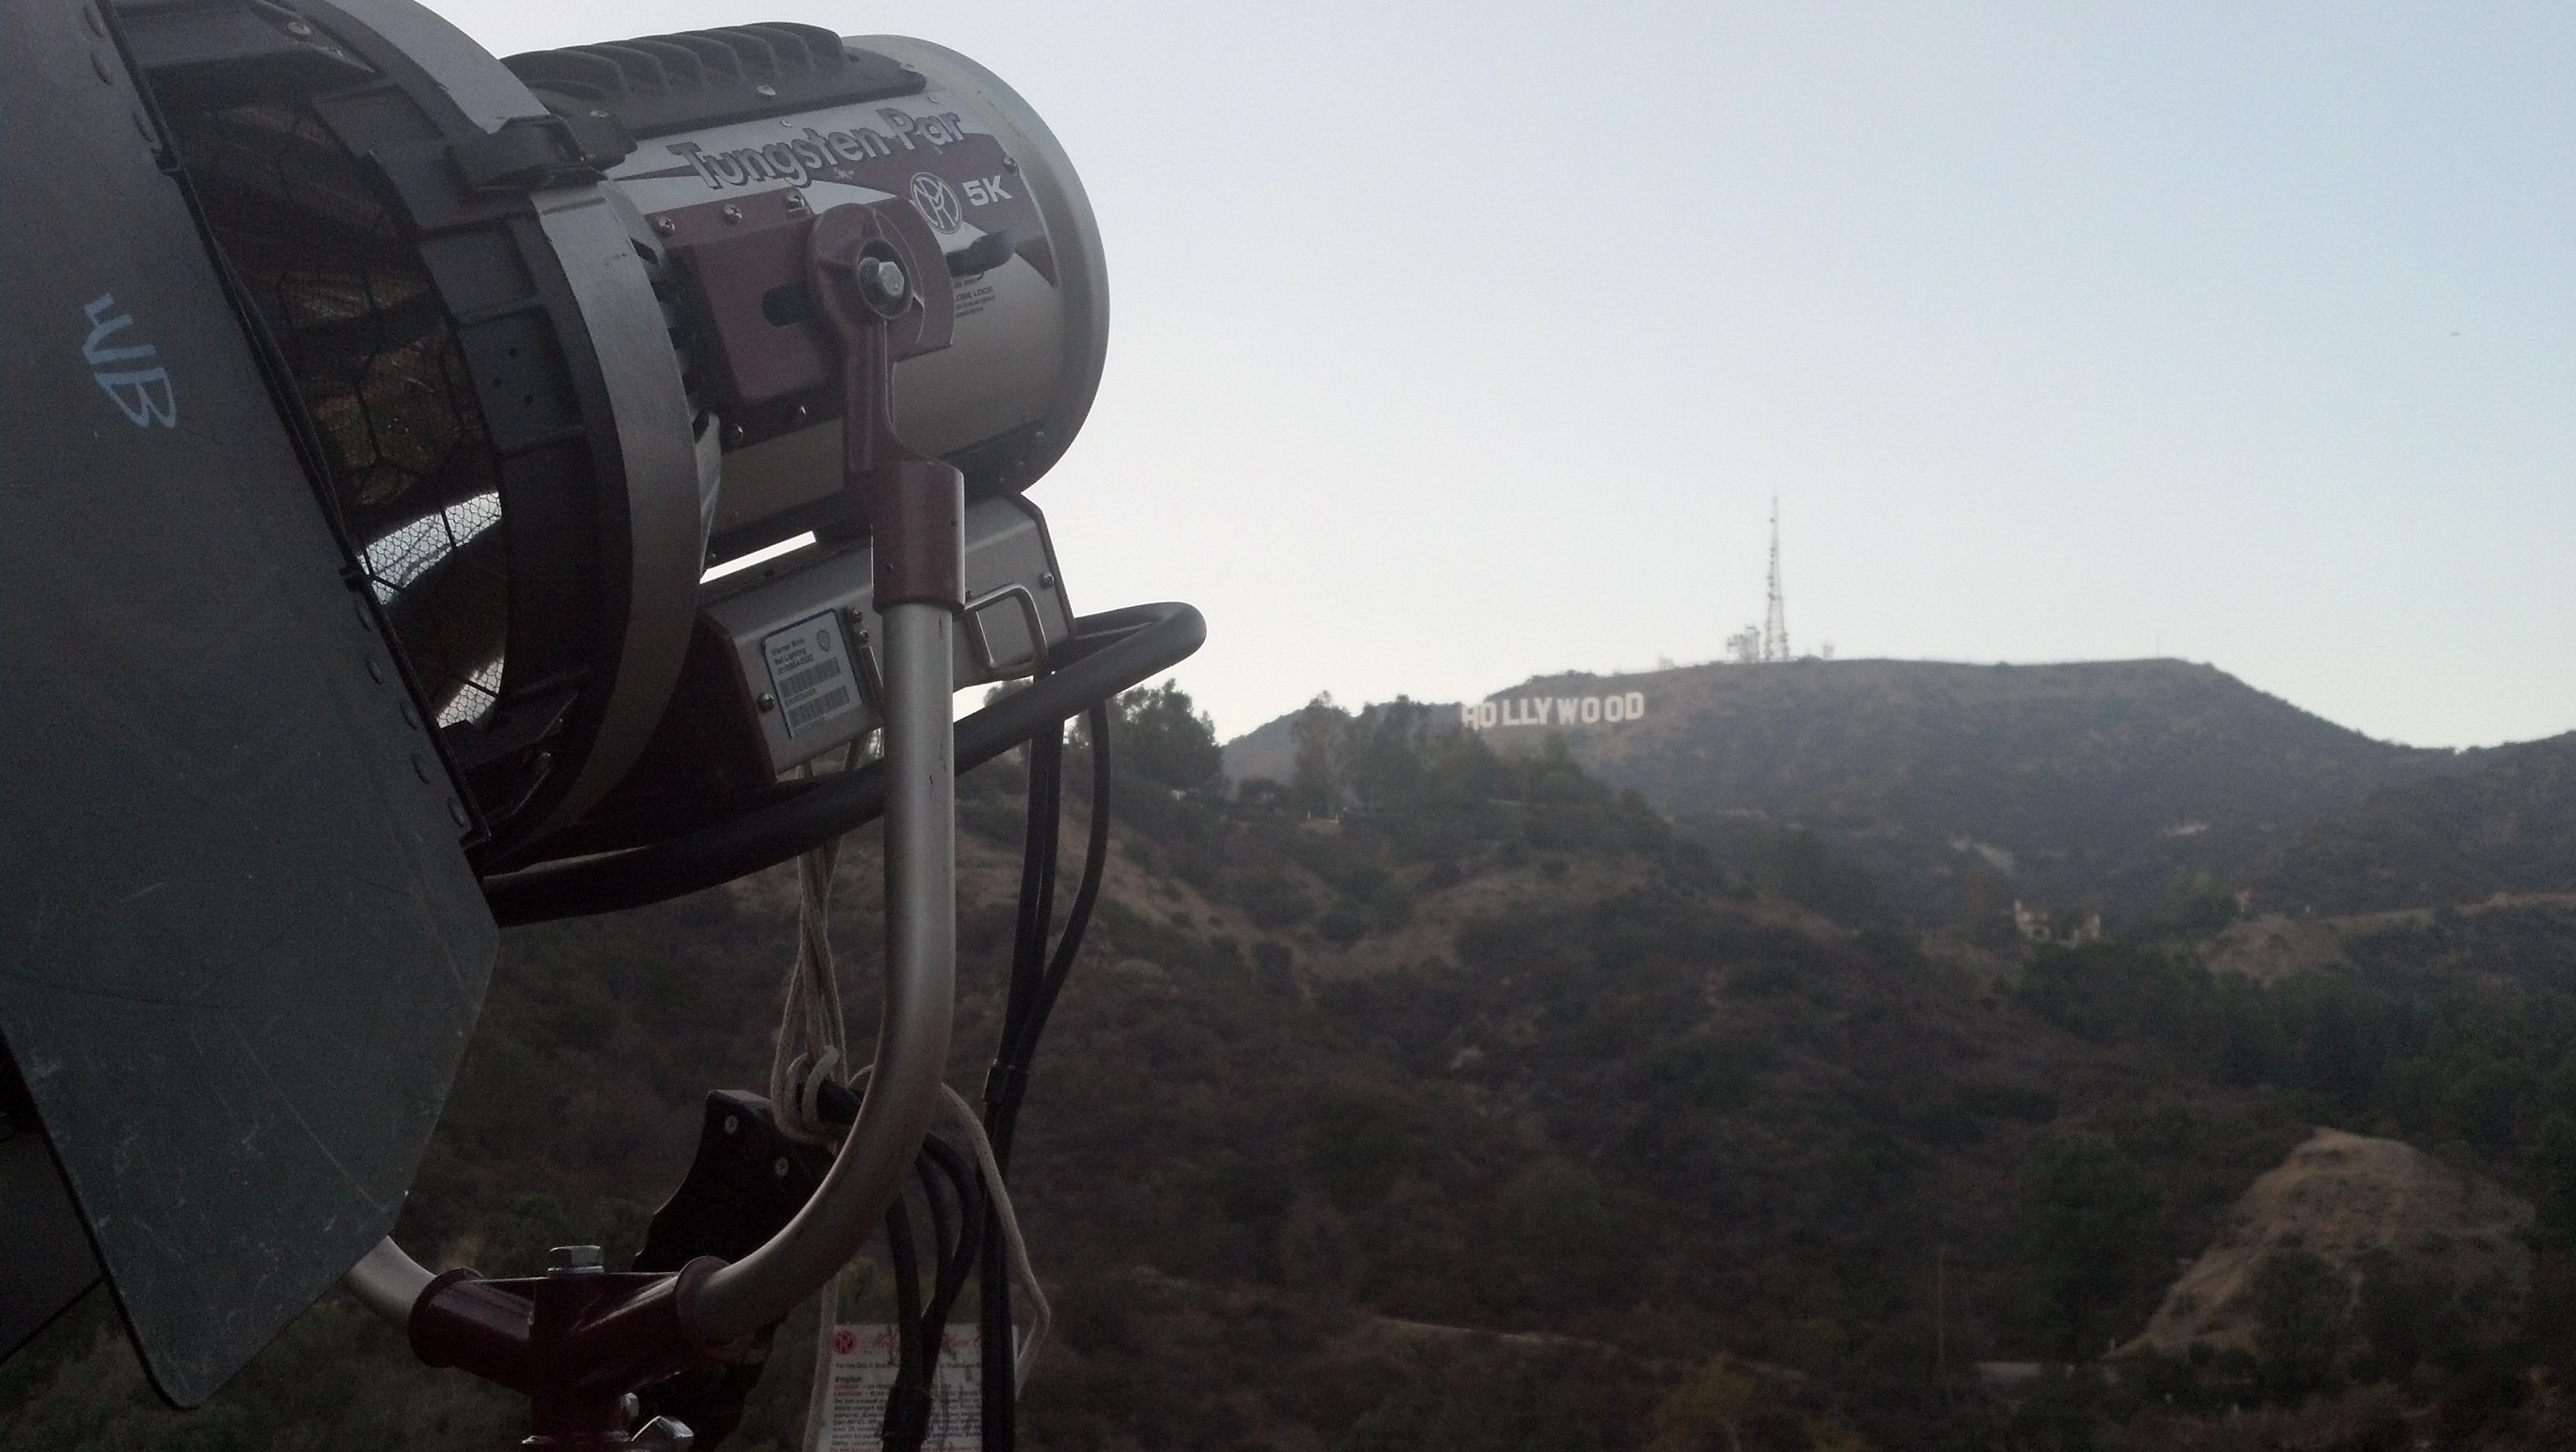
<box><xmin>1762</xmin><ymin>496</ymin><xmax>1789</xmax><ymax>662</ymax></box>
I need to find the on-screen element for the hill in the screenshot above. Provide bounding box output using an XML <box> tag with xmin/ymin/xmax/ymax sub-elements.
<box><xmin>9</xmin><ymin>690</ymin><xmax>2576</xmax><ymax>1450</ymax></box>
<box><xmin>2132</xmin><ymin>1128</ymin><xmax>2531</xmax><ymax>1358</ymax></box>
<box><xmin>2245</xmin><ymin>731</ymin><xmax>2576</xmax><ymax>916</ymax></box>
<box><xmin>1226</xmin><ymin>661</ymin><xmax>2477</xmax><ymax>922</ymax></box>
<box><xmin>2206</xmin><ymin>891</ymin><xmax>2576</xmax><ymax>985</ymax></box>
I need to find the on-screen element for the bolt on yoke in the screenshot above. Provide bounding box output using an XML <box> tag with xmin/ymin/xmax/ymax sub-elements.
<box><xmin>659</xmin><ymin>189</ymin><xmax>967</xmax><ymax>584</ymax></box>
<box><xmin>808</xmin><ymin>200</ymin><xmax>965</xmax><ymax>612</ymax></box>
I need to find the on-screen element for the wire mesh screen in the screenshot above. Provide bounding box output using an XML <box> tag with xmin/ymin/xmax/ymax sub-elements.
<box><xmin>171</xmin><ymin>104</ymin><xmax>508</xmax><ymax>727</ymax></box>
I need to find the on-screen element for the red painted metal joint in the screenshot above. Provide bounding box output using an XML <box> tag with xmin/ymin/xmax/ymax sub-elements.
<box><xmin>410</xmin><ymin>1257</ymin><xmax>742</xmax><ymax>1447</ymax></box>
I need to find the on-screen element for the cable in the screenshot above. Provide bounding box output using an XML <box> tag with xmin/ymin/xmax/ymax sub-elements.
<box><xmin>879</xmin><ymin>1193</ymin><xmax>930</xmax><ymax>1451</ymax></box>
<box><xmin>933</xmin><ymin>1084</ymin><xmax>1047</xmax><ymax>1388</ymax></box>
<box><xmin>989</xmin><ymin>700</ymin><xmax>1114</xmax><ymax>1164</ymax></box>
<box><xmin>916</xmin><ymin>1136</ymin><xmax>985</xmax><ymax>1341</ymax></box>
<box><xmin>769</xmin><ymin>828</ymin><xmax>849</xmax><ymax>1146</ymax></box>
<box><xmin>880</xmin><ymin>1136</ymin><xmax>985</xmax><ymax>1452</ymax></box>
<box><xmin>998</xmin><ymin>720</ymin><xmax>1065</xmax><ymax>1114</ymax></box>
<box><xmin>481</xmin><ymin>603</ymin><xmax>1200</xmax><ymax>924</ymax></box>
<box><xmin>977</xmin><ymin>698</ymin><xmax>1114</xmax><ymax>1452</ymax></box>
<box><xmin>739</xmin><ymin>637</ymin><xmax>1136</xmax><ymax>1452</ymax></box>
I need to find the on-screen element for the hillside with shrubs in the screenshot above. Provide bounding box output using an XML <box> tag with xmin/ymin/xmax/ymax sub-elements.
<box><xmin>7</xmin><ymin>690</ymin><xmax>2576</xmax><ymax>1450</ymax></box>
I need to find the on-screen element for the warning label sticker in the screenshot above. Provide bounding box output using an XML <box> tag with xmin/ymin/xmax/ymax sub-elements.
<box><xmin>762</xmin><ymin>612</ymin><xmax>859</xmax><ymax>739</ymax></box>
<box><xmin>813</xmin><ymin>1324</ymin><xmax>983</xmax><ymax>1452</ymax></box>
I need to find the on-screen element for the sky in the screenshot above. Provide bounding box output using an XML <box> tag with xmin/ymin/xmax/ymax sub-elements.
<box><xmin>440</xmin><ymin>1</ymin><xmax>2574</xmax><ymax>749</ymax></box>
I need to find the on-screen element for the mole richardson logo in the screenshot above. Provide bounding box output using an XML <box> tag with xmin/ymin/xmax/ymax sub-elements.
<box><xmin>908</xmin><ymin>173</ymin><xmax>963</xmax><ymax>234</ymax></box>
<box><xmin>1463</xmin><ymin>691</ymin><xmax>1647</xmax><ymax>731</ymax></box>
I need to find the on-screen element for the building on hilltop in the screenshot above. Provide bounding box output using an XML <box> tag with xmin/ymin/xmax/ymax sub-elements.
<box><xmin>2014</xmin><ymin>900</ymin><xmax>2103</xmax><ymax>946</ymax></box>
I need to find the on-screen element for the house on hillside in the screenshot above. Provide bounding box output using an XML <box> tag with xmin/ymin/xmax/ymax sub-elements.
<box><xmin>2013</xmin><ymin>900</ymin><xmax>2103</xmax><ymax>946</ymax></box>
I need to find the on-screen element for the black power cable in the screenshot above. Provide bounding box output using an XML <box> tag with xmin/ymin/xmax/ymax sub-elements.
<box><xmin>483</xmin><ymin>603</ymin><xmax>1199</xmax><ymax>924</ymax></box>
<box><xmin>915</xmin><ymin>1136</ymin><xmax>985</xmax><ymax>1345</ymax></box>
<box><xmin>975</xmin><ymin>698</ymin><xmax>1114</xmax><ymax>1452</ymax></box>
<box><xmin>999</xmin><ymin>720</ymin><xmax>1066</xmax><ymax>1113</ymax></box>
<box><xmin>972</xmin><ymin>717</ymin><xmax>1062</xmax><ymax>1452</ymax></box>
<box><xmin>879</xmin><ymin>1136</ymin><xmax>986</xmax><ymax>1452</ymax></box>
<box><xmin>996</xmin><ymin>700</ymin><xmax>1114</xmax><ymax>1164</ymax></box>
<box><xmin>880</xmin><ymin>1193</ymin><xmax>928</xmax><ymax>1448</ymax></box>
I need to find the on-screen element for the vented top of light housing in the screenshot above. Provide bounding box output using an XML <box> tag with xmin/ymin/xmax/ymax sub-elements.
<box><xmin>510</xmin><ymin>23</ymin><xmax>1110</xmax><ymax>563</ymax></box>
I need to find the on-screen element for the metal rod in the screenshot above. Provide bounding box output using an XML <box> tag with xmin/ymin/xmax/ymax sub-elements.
<box><xmin>689</xmin><ymin>599</ymin><xmax>957</xmax><ymax>1343</ymax></box>
<box><xmin>343</xmin><ymin>1236</ymin><xmax>434</xmax><ymax>1325</ymax></box>
<box><xmin>343</xmin><ymin>598</ymin><xmax>985</xmax><ymax>1349</ymax></box>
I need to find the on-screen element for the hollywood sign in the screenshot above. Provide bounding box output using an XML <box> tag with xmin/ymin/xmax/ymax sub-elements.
<box><xmin>1462</xmin><ymin>691</ymin><xmax>1648</xmax><ymax>731</ymax></box>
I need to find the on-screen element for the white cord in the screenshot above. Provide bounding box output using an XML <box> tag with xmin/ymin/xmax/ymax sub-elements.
<box><xmin>936</xmin><ymin>1083</ymin><xmax>1051</xmax><ymax>1390</ymax></box>
<box><xmin>773</xmin><ymin>754</ymin><xmax>858</xmax><ymax>1452</ymax></box>
<box><xmin>792</xmin><ymin>1084</ymin><xmax>1048</xmax><ymax>1452</ymax></box>
<box><xmin>769</xmin><ymin>836</ymin><xmax>849</xmax><ymax>1147</ymax></box>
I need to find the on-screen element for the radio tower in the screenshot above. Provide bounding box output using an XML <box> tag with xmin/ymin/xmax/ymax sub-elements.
<box><xmin>1761</xmin><ymin>496</ymin><xmax>1790</xmax><ymax>662</ymax></box>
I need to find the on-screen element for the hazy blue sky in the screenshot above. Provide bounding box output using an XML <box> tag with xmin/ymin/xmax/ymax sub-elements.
<box><xmin>445</xmin><ymin>1</ymin><xmax>2573</xmax><ymax>748</ymax></box>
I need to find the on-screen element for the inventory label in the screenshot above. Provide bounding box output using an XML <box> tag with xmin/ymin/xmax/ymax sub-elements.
<box><xmin>762</xmin><ymin>612</ymin><xmax>859</xmax><ymax>738</ymax></box>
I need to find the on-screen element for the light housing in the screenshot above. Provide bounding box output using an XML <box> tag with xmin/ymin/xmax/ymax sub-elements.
<box><xmin>0</xmin><ymin>0</ymin><xmax>1187</xmax><ymax>1407</ymax></box>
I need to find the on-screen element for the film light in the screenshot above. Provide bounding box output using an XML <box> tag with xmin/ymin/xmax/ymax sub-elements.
<box><xmin>2</xmin><ymin>0</ymin><xmax>1201</xmax><ymax>1419</ymax></box>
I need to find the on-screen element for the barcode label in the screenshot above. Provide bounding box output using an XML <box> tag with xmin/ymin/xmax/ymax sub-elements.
<box><xmin>777</xmin><ymin>658</ymin><xmax>847</xmax><ymax>699</ymax></box>
<box><xmin>762</xmin><ymin>612</ymin><xmax>860</xmax><ymax>739</ymax></box>
<box><xmin>786</xmin><ymin>685</ymin><xmax>852</xmax><ymax>732</ymax></box>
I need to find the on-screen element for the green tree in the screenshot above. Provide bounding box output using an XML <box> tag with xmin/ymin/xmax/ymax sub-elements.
<box><xmin>1956</xmin><ymin>862</ymin><xmax>2019</xmax><ymax>949</ymax></box>
<box><xmin>1803</xmin><ymin>1416</ymin><xmax>1873</xmax><ymax>1452</ymax></box>
<box><xmin>2251</xmin><ymin>1244</ymin><xmax>2351</xmax><ymax>1398</ymax></box>
<box><xmin>1342</xmin><ymin>698</ymin><xmax>1439</xmax><ymax>809</ymax></box>
<box><xmin>2023</xmin><ymin>1133</ymin><xmax>2165</xmax><ymax>1359</ymax></box>
<box><xmin>1290</xmin><ymin>694</ymin><xmax>1349</xmax><ymax>817</ymax></box>
<box><xmin>1306</xmin><ymin>1093</ymin><xmax>1413</xmax><ymax>1211</ymax></box>
<box><xmin>2007</xmin><ymin>1365</ymin><xmax>2106</xmax><ymax>1452</ymax></box>
<box><xmin>2151</xmin><ymin>871</ymin><xmax>2241</xmax><ymax>940</ymax></box>
<box><xmin>1113</xmin><ymin>679</ymin><xmax>1223</xmax><ymax>793</ymax></box>
<box><xmin>1499</xmin><ymin>1157</ymin><xmax>1614</xmax><ymax>1259</ymax></box>
<box><xmin>1498</xmin><ymin>1157</ymin><xmax>1617</xmax><ymax>1306</ymax></box>
<box><xmin>2531</xmin><ymin>1113</ymin><xmax>2576</xmax><ymax>1250</ymax></box>
<box><xmin>2351</xmin><ymin>1244</ymin><xmax>2444</xmax><ymax>1381</ymax></box>
<box><xmin>1344</xmin><ymin>1371</ymin><xmax>1597</xmax><ymax>1452</ymax></box>
<box><xmin>1750</xmin><ymin>827</ymin><xmax>1884</xmax><ymax>926</ymax></box>
<box><xmin>483</xmin><ymin>1192</ymin><xmax>578</xmax><ymax>1278</ymax></box>
<box><xmin>1645</xmin><ymin>1353</ymin><xmax>1756</xmax><ymax>1452</ymax></box>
